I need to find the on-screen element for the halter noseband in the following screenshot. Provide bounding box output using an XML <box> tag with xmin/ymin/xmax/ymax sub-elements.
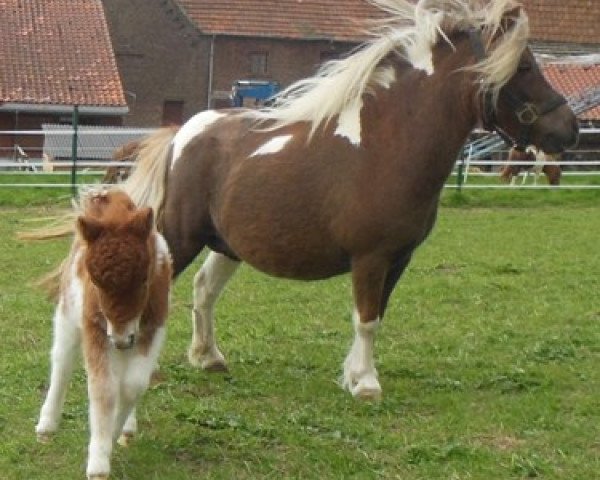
<box><xmin>468</xmin><ymin>28</ymin><xmax>567</xmax><ymax>150</ymax></box>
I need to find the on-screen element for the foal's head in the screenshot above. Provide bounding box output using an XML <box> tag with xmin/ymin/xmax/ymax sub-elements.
<box><xmin>77</xmin><ymin>190</ymin><xmax>155</xmax><ymax>350</ymax></box>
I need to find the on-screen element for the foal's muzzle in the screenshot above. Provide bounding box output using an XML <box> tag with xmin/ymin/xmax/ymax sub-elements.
<box><xmin>108</xmin><ymin>333</ymin><xmax>136</xmax><ymax>350</ymax></box>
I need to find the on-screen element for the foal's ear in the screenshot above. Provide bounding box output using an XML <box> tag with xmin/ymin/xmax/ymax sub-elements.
<box><xmin>77</xmin><ymin>216</ymin><xmax>104</xmax><ymax>244</ymax></box>
<box><xmin>129</xmin><ymin>207</ymin><xmax>154</xmax><ymax>239</ymax></box>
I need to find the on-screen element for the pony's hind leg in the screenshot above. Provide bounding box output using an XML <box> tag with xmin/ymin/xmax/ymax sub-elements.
<box><xmin>188</xmin><ymin>252</ymin><xmax>240</xmax><ymax>371</ymax></box>
<box><xmin>36</xmin><ymin>305</ymin><xmax>80</xmax><ymax>442</ymax></box>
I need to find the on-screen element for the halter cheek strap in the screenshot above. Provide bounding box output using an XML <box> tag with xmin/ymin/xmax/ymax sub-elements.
<box><xmin>467</xmin><ymin>28</ymin><xmax>567</xmax><ymax>150</ymax></box>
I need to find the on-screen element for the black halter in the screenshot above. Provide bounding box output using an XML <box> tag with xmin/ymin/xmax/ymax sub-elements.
<box><xmin>468</xmin><ymin>28</ymin><xmax>567</xmax><ymax>150</ymax></box>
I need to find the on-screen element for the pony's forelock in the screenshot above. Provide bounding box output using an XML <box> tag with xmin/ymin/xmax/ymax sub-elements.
<box><xmin>258</xmin><ymin>0</ymin><xmax>528</xmax><ymax>135</ymax></box>
<box><xmin>473</xmin><ymin>4</ymin><xmax>529</xmax><ymax>105</ymax></box>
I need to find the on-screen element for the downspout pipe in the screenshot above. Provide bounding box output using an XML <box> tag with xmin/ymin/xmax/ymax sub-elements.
<box><xmin>207</xmin><ymin>35</ymin><xmax>216</xmax><ymax>109</ymax></box>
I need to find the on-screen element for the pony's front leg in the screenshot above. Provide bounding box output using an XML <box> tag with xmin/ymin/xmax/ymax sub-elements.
<box><xmin>342</xmin><ymin>258</ymin><xmax>388</xmax><ymax>401</ymax></box>
<box><xmin>343</xmin><ymin>310</ymin><xmax>381</xmax><ymax>400</ymax></box>
<box><xmin>36</xmin><ymin>306</ymin><xmax>80</xmax><ymax>442</ymax></box>
<box><xmin>188</xmin><ymin>252</ymin><xmax>239</xmax><ymax>371</ymax></box>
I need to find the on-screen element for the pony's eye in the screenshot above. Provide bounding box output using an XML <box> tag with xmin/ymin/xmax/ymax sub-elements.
<box><xmin>517</xmin><ymin>62</ymin><xmax>532</xmax><ymax>72</ymax></box>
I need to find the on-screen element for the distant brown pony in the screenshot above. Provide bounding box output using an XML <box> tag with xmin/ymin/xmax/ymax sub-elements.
<box><xmin>102</xmin><ymin>126</ymin><xmax>179</xmax><ymax>184</ymax></box>
<box><xmin>500</xmin><ymin>146</ymin><xmax>561</xmax><ymax>185</ymax></box>
<box><xmin>120</xmin><ymin>0</ymin><xmax>577</xmax><ymax>401</ymax></box>
<box><xmin>101</xmin><ymin>140</ymin><xmax>141</xmax><ymax>184</ymax></box>
<box><xmin>35</xmin><ymin>189</ymin><xmax>172</xmax><ymax>479</ymax></box>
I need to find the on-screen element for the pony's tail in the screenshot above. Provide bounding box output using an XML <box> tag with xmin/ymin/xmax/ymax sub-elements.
<box><xmin>122</xmin><ymin>126</ymin><xmax>177</xmax><ymax>229</ymax></box>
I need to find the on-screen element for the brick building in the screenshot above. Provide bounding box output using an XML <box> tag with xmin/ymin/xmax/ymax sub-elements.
<box><xmin>102</xmin><ymin>0</ymin><xmax>380</xmax><ymax>126</ymax></box>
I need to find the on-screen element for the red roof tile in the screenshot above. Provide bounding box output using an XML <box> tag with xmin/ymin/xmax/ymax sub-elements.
<box><xmin>543</xmin><ymin>63</ymin><xmax>600</xmax><ymax>119</ymax></box>
<box><xmin>177</xmin><ymin>0</ymin><xmax>600</xmax><ymax>44</ymax></box>
<box><xmin>0</xmin><ymin>0</ymin><xmax>126</xmax><ymax>109</ymax></box>
<box><xmin>521</xmin><ymin>0</ymin><xmax>600</xmax><ymax>44</ymax></box>
<box><xmin>176</xmin><ymin>0</ymin><xmax>383</xmax><ymax>42</ymax></box>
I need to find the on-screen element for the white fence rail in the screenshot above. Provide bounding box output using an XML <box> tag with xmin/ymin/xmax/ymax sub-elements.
<box><xmin>1</xmin><ymin>127</ymin><xmax>600</xmax><ymax>190</ymax></box>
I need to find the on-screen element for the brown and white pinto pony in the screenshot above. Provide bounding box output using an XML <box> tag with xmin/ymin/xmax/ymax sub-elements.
<box><xmin>500</xmin><ymin>146</ymin><xmax>561</xmax><ymax>185</ymax></box>
<box><xmin>35</xmin><ymin>189</ymin><xmax>172</xmax><ymax>480</ymax></box>
<box><xmin>119</xmin><ymin>0</ymin><xmax>577</xmax><ymax>401</ymax></box>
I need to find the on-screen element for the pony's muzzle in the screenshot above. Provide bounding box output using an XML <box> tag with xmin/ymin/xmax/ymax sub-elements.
<box><xmin>539</xmin><ymin>107</ymin><xmax>579</xmax><ymax>153</ymax></box>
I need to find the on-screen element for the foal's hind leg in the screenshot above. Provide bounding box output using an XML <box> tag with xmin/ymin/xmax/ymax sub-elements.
<box><xmin>188</xmin><ymin>252</ymin><xmax>240</xmax><ymax>371</ymax></box>
<box><xmin>36</xmin><ymin>306</ymin><xmax>80</xmax><ymax>442</ymax></box>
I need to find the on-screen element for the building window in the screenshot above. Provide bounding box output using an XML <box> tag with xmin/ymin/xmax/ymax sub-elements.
<box><xmin>161</xmin><ymin>100</ymin><xmax>184</xmax><ymax>126</ymax></box>
<box><xmin>250</xmin><ymin>52</ymin><xmax>268</xmax><ymax>76</ymax></box>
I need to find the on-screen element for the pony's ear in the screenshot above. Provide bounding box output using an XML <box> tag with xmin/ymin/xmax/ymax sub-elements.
<box><xmin>501</xmin><ymin>6</ymin><xmax>522</xmax><ymax>30</ymax></box>
<box><xmin>77</xmin><ymin>216</ymin><xmax>104</xmax><ymax>244</ymax></box>
<box><xmin>129</xmin><ymin>207</ymin><xmax>154</xmax><ymax>239</ymax></box>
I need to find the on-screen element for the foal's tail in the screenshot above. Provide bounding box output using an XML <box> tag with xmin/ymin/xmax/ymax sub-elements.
<box><xmin>17</xmin><ymin>214</ymin><xmax>75</xmax><ymax>241</ymax></box>
<box><xmin>34</xmin><ymin>259</ymin><xmax>66</xmax><ymax>302</ymax></box>
<box><xmin>121</xmin><ymin>126</ymin><xmax>176</xmax><ymax>229</ymax></box>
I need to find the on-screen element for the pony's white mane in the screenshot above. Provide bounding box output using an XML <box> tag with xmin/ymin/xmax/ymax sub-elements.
<box><xmin>260</xmin><ymin>0</ymin><xmax>529</xmax><ymax>136</ymax></box>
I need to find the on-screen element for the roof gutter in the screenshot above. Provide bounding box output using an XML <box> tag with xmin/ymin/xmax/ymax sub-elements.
<box><xmin>0</xmin><ymin>103</ymin><xmax>129</xmax><ymax>115</ymax></box>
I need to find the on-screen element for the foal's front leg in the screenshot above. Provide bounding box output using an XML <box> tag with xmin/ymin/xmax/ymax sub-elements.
<box><xmin>116</xmin><ymin>331</ymin><xmax>166</xmax><ymax>447</ymax></box>
<box><xmin>85</xmin><ymin>341</ymin><xmax>117</xmax><ymax>479</ymax></box>
<box><xmin>36</xmin><ymin>306</ymin><xmax>80</xmax><ymax>441</ymax></box>
<box><xmin>117</xmin><ymin>407</ymin><xmax>137</xmax><ymax>447</ymax></box>
<box><xmin>188</xmin><ymin>252</ymin><xmax>240</xmax><ymax>371</ymax></box>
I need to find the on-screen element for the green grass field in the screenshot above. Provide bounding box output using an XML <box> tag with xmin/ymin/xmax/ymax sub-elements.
<box><xmin>0</xmin><ymin>188</ymin><xmax>599</xmax><ymax>479</ymax></box>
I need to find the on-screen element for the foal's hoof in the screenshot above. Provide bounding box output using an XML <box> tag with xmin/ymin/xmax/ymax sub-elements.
<box><xmin>36</xmin><ymin>431</ymin><xmax>54</xmax><ymax>444</ymax></box>
<box><xmin>88</xmin><ymin>475</ymin><xmax>109</xmax><ymax>480</ymax></box>
<box><xmin>350</xmin><ymin>378</ymin><xmax>382</xmax><ymax>402</ymax></box>
<box><xmin>117</xmin><ymin>432</ymin><xmax>134</xmax><ymax>447</ymax></box>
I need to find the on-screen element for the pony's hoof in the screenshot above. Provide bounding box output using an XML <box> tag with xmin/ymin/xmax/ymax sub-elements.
<box><xmin>351</xmin><ymin>377</ymin><xmax>382</xmax><ymax>402</ymax></box>
<box><xmin>88</xmin><ymin>476</ymin><xmax>109</xmax><ymax>480</ymax></box>
<box><xmin>202</xmin><ymin>360</ymin><xmax>229</xmax><ymax>373</ymax></box>
<box><xmin>188</xmin><ymin>346</ymin><xmax>228</xmax><ymax>372</ymax></box>
<box><xmin>117</xmin><ymin>432</ymin><xmax>134</xmax><ymax>447</ymax></box>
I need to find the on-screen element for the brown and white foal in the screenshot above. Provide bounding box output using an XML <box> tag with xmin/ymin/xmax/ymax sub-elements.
<box><xmin>35</xmin><ymin>189</ymin><xmax>172</xmax><ymax>480</ymax></box>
